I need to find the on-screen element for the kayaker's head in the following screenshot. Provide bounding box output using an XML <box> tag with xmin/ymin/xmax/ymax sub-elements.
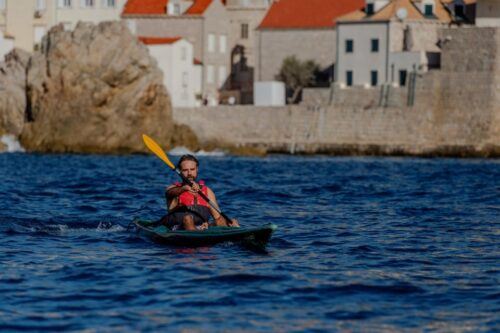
<box><xmin>178</xmin><ymin>154</ymin><xmax>199</xmax><ymax>182</ymax></box>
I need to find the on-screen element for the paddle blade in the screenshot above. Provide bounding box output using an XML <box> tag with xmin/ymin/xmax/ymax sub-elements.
<box><xmin>142</xmin><ymin>134</ymin><xmax>176</xmax><ymax>170</ymax></box>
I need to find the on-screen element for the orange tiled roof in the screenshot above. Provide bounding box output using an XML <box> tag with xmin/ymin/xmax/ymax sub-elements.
<box><xmin>185</xmin><ymin>0</ymin><xmax>214</xmax><ymax>15</ymax></box>
<box><xmin>339</xmin><ymin>0</ymin><xmax>453</xmax><ymax>23</ymax></box>
<box><xmin>370</xmin><ymin>0</ymin><xmax>425</xmax><ymax>20</ymax></box>
<box><xmin>433</xmin><ymin>0</ymin><xmax>454</xmax><ymax>22</ymax></box>
<box><xmin>123</xmin><ymin>0</ymin><xmax>168</xmax><ymax>15</ymax></box>
<box><xmin>337</xmin><ymin>9</ymin><xmax>366</xmax><ymax>21</ymax></box>
<box><xmin>258</xmin><ymin>0</ymin><xmax>366</xmax><ymax>29</ymax></box>
<box><xmin>138</xmin><ymin>36</ymin><xmax>181</xmax><ymax>44</ymax></box>
<box><xmin>372</xmin><ymin>0</ymin><xmax>452</xmax><ymax>22</ymax></box>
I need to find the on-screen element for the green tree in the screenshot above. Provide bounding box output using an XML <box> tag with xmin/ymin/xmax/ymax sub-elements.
<box><xmin>276</xmin><ymin>56</ymin><xmax>319</xmax><ymax>104</ymax></box>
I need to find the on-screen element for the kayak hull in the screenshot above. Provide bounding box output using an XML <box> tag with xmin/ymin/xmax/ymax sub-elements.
<box><xmin>132</xmin><ymin>220</ymin><xmax>277</xmax><ymax>249</ymax></box>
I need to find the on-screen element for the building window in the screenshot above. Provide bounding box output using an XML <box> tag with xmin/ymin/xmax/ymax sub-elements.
<box><xmin>346</xmin><ymin>71</ymin><xmax>353</xmax><ymax>86</ymax></box>
<box><xmin>0</xmin><ymin>0</ymin><xmax>5</xmax><ymax>10</ymax></box>
<box><xmin>126</xmin><ymin>20</ymin><xmax>137</xmax><ymax>34</ymax></box>
<box><xmin>102</xmin><ymin>0</ymin><xmax>116</xmax><ymax>8</ymax></box>
<box><xmin>206</xmin><ymin>65</ymin><xmax>214</xmax><ymax>84</ymax></box>
<box><xmin>424</xmin><ymin>4</ymin><xmax>433</xmax><ymax>16</ymax></box>
<box><xmin>174</xmin><ymin>4</ymin><xmax>180</xmax><ymax>14</ymax></box>
<box><xmin>208</xmin><ymin>33</ymin><xmax>215</xmax><ymax>53</ymax></box>
<box><xmin>345</xmin><ymin>39</ymin><xmax>353</xmax><ymax>53</ymax></box>
<box><xmin>366</xmin><ymin>3</ymin><xmax>374</xmax><ymax>15</ymax></box>
<box><xmin>370</xmin><ymin>70</ymin><xmax>378</xmax><ymax>86</ymax></box>
<box><xmin>36</xmin><ymin>0</ymin><xmax>46</xmax><ymax>11</ymax></box>
<box><xmin>399</xmin><ymin>70</ymin><xmax>407</xmax><ymax>86</ymax></box>
<box><xmin>455</xmin><ymin>4</ymin><xmax>464</xmax><ymax>18</ymax></box>
<box><xmin>219</xmin><ymin>35</ymin><xmax>227</xmax><ymax>54</ymax></box>
<box><xmin>81</xmin><ymin>0</ymin><xmax>94</xmax><ymax>8</ymax></box>
<box><xmin>182</xmin><ymin>72</ymin><xmax>188</xmax><ymax>88</ymax></box>
<box><xmin>218</xmin><ymin>66</ymin><xmax>226</xmax><ymax>88</ymax></box>
<box><xmin>371</xmin><ymin>39</ymin><xmax>379</xmax><ymax>52</ymax></box>
<box><xmin>241</xmin><ymin>23</ymin><xmax>249</xmax><ymax>39</ymax></box>
<box><xmin>58</xmin><ymin>0</ymin><xmax>72</xmax><ymax>8</ymax></box>
<box><xmin>181</xmin><ymin>47</ymin><xmax>187</xmax><ymax>61</ymax></box>
<box><xmin>34</xmin><ymin>26</ymin><xmax>46</xmax><ymax>44</ymax></box>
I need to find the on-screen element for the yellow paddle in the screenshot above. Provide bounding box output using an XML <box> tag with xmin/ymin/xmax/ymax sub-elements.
<box><xmin>142</xmin><ymin>134</ymin><xmax>176</xmax><ymax>170</ymax></box>
<box><xmin>142</xmin><ymin>134</ymin><xmax>234</xmax><ymax>224</ymax></box>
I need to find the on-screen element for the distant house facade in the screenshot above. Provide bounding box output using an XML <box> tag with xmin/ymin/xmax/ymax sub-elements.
<box><xmin>0</xmin><ymin>30</ymin><xmax>14</xmax><ymax>59</ymax></box>
<box><xmin>336</xmin><ymin>0</ymin><xmax>454</xmax><ymax>88</ymax></box>
<box><xmin>55</xmin><ymin>0</ymin><xmax>128</xmax><ymax>31</ymax></box>
<box><xmin>255</xmin><ymin>0</ymin><xmax>366</xmax><ymax>86</ymax></box>
<box><xmin>475</xmin><ymin>0</ymin><xmax>500</xmax><ymax>27</ymax></box>
<box><xmin>0</xmin><ymin>0</ymin><xmax>126</xmax><ymax>54</ymax></box>
<box><xmin>139</xmin><ymin>37</ymin><xmax>200</xmax><ymax>107</ymax></box>
<box><xmin>122</xmin><ymin>0</ymin><xmax>230</xmax><ymax>106</ymax></box>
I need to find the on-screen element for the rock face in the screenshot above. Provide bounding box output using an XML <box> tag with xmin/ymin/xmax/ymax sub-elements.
<box><xmin>0</xmin><ymin>49</ymin><xmax>30</xmax><ymax>137</ymax></box>
<box><xmin>20</xmin><ymin>21</ymin><xmax>194</xmax><ymax>153</ymax></box>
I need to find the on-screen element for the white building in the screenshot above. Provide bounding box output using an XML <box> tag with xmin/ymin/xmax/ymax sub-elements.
<box><xmin>55</xmin><ymin>0</ymin><xmax>127</xmax><ymax>31</ymax></box>
<box><xmin>0</xmin><ymin>30</ymin><xmax>14</xmax><ymax>59</ymax></box>
<box><xmin>336</xmin><ymin>0</ymin><xmax>453</xmax><ymax>87</ymax></box>
<box><xmin>0</xmin><ymin>0</ymin><xmax>127</xmax><ymax>54</ymax></box>
<box><xmin>139</xmin><ymin>37</ymin><xmax>201</xmax><ymax>107</ymax></box>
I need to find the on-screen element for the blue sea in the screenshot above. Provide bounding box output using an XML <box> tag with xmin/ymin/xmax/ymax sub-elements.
<box><xmin>0</xmin><ymin>153</ymin><xmax>498</xmax><ymax>332</ymax></box>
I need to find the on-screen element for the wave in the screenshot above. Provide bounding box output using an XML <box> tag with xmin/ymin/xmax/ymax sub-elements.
<box><xmin>169</xmin><ymin>146</ymin><xmax>225</xmax><ymax>157</ymax></box>
<box><xmin>0</xmin><ymin>219</ymin><xmax>126</xmax><ymax>236</ymax></box>
<box><xmin>0</xmin><ymin>135</ymin><xmax>25</xmax><ymax>153</ymax></box>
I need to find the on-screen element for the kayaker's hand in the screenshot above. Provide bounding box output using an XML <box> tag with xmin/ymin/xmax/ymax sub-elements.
<box><xmin>199</xmin><ymin>222</ymin><xmax>209</xmax><ymax>230</ymax></box>
<box><xmin>190</xmin><ymin>182</ymin><xmax>200</xmax><ymax>193</ymax></box>
<box><xmin>229</xmin><ymin>219</ymin><xmax>240</xmax><ymax>228</ymax></box>
<box><xmin>182</xmin><ymin>183</ymin><xmax>199</xmax><ymax>193</ymax></box>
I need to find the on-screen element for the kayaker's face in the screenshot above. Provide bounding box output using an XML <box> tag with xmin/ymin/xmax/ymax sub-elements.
<box><xmin>180</xmin><ymin>160</ymin><xmax>198</xmax><ymax>182</ymax></box>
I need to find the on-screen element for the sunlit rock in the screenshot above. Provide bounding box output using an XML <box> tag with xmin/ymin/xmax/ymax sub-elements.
<box><xmin>20</xmin><ymin>21</ymin><xmax>196</xmax><ymax>153</ymax></box>
<box><xmin>0</xmin><ymin>49</ymin><xmax>30</xmax><ymax>140</ymax></box>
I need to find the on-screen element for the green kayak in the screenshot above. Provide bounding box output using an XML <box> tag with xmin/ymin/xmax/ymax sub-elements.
<box><xmin>133</xmin><ymin>220</ymin><xmax>277</xmax><ymax>250</ymax></box>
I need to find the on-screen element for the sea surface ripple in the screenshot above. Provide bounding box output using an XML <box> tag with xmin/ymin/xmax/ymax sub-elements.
<box><xmin>0</xmin><ymin>153</ymin><xmax>498</xmax><ymax>332</ymax></box>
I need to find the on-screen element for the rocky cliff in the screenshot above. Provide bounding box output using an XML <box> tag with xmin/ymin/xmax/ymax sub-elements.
<box><xmin>1</xmin><ymin>21</ymin><xmax>196</xmax><ymax>153</ymax></box>
<box><xmin>0</xmin><ymin>49</ymin><xmax>29</xmax><ymax>137</ymax></box>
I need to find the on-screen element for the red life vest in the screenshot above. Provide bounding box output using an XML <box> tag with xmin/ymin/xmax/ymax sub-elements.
<box><xmin>174</xmin><ymin>180</ymin><xmax>209</xmax><ymax>207</ymax></box>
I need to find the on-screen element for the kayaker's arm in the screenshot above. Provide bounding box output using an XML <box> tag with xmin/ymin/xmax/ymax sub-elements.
<box><xmin>206</xmin><ymin>187</ymin><xmax>239</xmax><ymax>227</ymax></box>
<box><xmin>165</xmin><ymin>184</ymin><xmax>192</xmax><ymax>200</ymax></box>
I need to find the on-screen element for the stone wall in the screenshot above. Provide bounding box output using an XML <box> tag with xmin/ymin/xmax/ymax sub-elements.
<box><xmin>173</xmin><ymin>27</ymin><xmax>500</xmax><ymax>157</ymax></box>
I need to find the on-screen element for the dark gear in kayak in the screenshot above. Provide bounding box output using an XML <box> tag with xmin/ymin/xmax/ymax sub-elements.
<box><xmin>164</xmin><ymin>180</ymin><xmax>211</xmax><ymax>230</ymax></box>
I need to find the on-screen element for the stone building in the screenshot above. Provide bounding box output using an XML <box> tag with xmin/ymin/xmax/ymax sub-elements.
<box><xmin>225</xmin><ymin>0</ymin><xmax>270</xmax><ymax>104</ymax></box>
<box><xmin>335</xmin><ymin>0</ymin><xmax>454</xmax><ymax>88</ymax></box>
<box><xmin>476</xmin><ymin>0</ymin><xmax>500</xmax><ymax>27</ymax></box>
<box><xmin>255</xmin><ymin>0</ymin><xmax>366</xmax><ymax>86</ymax></box>
<box><xmin>122</xmin><ymin>0</ymin><xmax>230</xmax><ymax>106</ymax></box>
<box><xmin>0</xmin><ymin>0</ymin><xmax>126</xmax><ymax>54</ymax></box>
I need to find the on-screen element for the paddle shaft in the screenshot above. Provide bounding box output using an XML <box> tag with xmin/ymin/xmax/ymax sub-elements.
<box><xmin>173</xmin><ymin>168</ymin><xmax>233</xmax><ymax>223</ymax></box>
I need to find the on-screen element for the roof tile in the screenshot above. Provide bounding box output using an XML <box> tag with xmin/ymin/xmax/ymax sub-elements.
<box><xmin>185</xmin><ymin>0</ymin><xmax>214</xmax><ymax>15</ymax></box>
<box><xmin>258</xmin><ymin>0</ymin><xmax>366</xmax><ymax>29</ymax></box>
<box><xmin>123</xmin><ymin>0</ymin><xmax>169</xmax><ymax>15</ymax></box>
<box><xmin>138</xmin><ymin>36</ymin><xmax>182</xmax><ymax>44</ymax></box>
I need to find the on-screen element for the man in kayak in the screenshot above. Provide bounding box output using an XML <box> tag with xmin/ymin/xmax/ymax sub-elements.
<box><xmin>164</xmin><ymin>154</ymin><xmax>239</xmax><ymax>231</ymax></box>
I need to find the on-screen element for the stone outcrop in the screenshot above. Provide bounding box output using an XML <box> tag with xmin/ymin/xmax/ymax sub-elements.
<box><xmin>19</xmin><ymin>21</ymin><xmax>196</xmax><ymax>153</ymax></box>
<box><xmin>0</xmin><ymin>49</ymin><xmax>30</xmax><ymax>137</ymax></box>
